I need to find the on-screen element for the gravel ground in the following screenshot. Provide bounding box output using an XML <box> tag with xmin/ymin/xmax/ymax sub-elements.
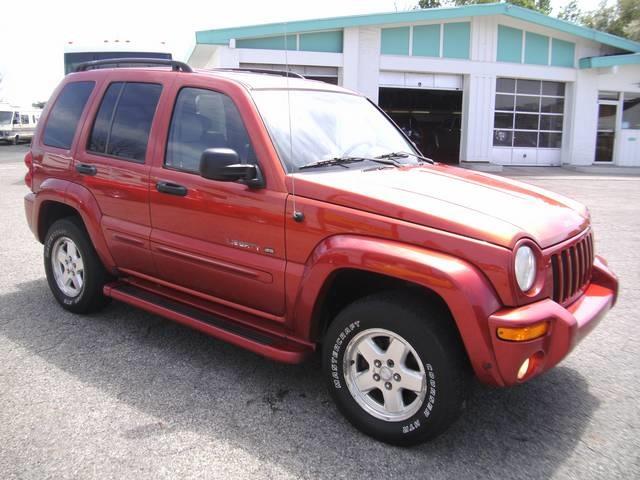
<box><xmin>0</xmin><ymin>144</ymin><xmax>638</xmax><ymax>479</ymax></box>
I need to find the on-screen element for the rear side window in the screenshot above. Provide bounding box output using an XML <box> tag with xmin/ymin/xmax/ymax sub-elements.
<box><xmin>88</xmin><ymin>82</ymin><xmax>162</xmax><ymax>162</ymax></box>
<box><xmin>44</xmin><ymin>81</ymin><xmax>95</xmax><ymax>149</ymax></box>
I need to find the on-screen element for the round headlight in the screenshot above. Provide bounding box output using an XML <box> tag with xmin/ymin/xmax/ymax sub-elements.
<box><xmin>515</xmin><ymin>245</ymin><xmax>536</xmax><ymax>292</ymax></box>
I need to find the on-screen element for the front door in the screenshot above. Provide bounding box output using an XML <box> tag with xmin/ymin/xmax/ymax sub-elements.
<box><xmin>595</xmin><ymin>101</ymin><xmax>618</xmax><ymax>162</ymax></box>
<box><xmin>148</xmin><ymin>84</ymin><xmax>287</xmax><ymax>319</ymax></box>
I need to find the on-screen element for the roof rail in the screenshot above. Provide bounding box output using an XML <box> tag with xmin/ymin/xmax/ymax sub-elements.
<box><xmin>212</xmin><ymin>67</ymin><xmax>304</xmax><ymax>79</ymax></box>
<box><xmin>75</xmin><ymin>58</ymin><xmax>193</xmax><ymax>73</ymax></box>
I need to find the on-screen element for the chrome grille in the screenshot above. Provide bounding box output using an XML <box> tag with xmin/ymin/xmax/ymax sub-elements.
<box><xmin>551</xmin><ymin>233</ymin><xmax>594</xmax><ymax>305</ymax></box>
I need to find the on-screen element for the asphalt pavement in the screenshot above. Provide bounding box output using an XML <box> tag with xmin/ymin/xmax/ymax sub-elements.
<box><xmin>0</xmin><ymin>144</ymin><xmax>638</xmax><ymax>479</ymax></box>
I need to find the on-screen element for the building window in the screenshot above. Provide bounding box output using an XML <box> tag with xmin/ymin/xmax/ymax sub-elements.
<box><xmin>622</xmin><ymin>93</ymin><xmax>640</xmax><ymax>130</ymax></box>
<box><xmin>493</xmin><ymin>78</ymin><xmax>565</xmax><ymax>148</ymax></box>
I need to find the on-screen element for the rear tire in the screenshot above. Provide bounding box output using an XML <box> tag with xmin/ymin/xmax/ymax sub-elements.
<box><xmin>44</xmin><ymin>217</ymin><xmax>111</xmax><ymax>314</ymax></box>
<box><xmin>322</xmin><ymin>291</ymin><xmax>470</xmax><ymax>446</ymax></box>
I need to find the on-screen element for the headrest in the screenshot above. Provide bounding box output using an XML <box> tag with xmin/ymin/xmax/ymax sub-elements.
<box><xmin>196</xmin><ymin>93</ymin><xmax>222</xmax><ymax>114</ymax></box>
<box><xmin>179</xmin><ymin>112</ymin><xmax>204</xmax><ymax>143</ymax></box>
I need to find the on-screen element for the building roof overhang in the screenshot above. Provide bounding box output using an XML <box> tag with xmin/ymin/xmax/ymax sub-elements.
<box><xmin>196</xmin><ymin>3</ymin><xmax>640</xmax><ymax>53</ymax></box>
<box><xmin>579</xmin><ymin>52</ymin><xmax>640</xmax><ymax>69</ymax></box>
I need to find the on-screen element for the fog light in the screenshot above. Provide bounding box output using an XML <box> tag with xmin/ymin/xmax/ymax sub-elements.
<box><xmin>497</xmin><ymin>321</ymin><xmax>549</xmax><ymax>342</ymax></box>
<box><xmin>517</xmin><ymin>358</ymin><xmax>530</xmax><ymax>380</ymax></box>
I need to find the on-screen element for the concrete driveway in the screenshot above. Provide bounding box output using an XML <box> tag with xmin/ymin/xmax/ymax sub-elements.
<box><xmin>1</xmin><ymin>144</ymin><xmax>638</xmax><ymax>479</ymax></box>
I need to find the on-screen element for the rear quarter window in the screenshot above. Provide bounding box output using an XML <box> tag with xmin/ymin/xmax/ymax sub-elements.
<box><xmin>43</xmin><ymin>81</ymin><xmax>95</xmax><ymax>149</ymax></box>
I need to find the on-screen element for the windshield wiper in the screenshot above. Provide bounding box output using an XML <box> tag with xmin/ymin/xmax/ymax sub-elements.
<box><xmin>376</xmin><ymin>151</ymin><xmax>434</xmax><ymax>164</ymax></box>
<box><xmin>299</xmin><ymin>156</ymin><xmax>401</xmax><ymax>171</ymax></box>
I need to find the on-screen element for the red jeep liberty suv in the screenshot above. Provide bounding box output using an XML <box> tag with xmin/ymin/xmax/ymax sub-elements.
<box><xmin>23</xmin><ymin>59</ymin><xmax>618</xmax><ymax>445</ymax></box>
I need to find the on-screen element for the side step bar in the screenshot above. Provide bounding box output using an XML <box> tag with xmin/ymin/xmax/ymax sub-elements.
<box><xmin>104</xmin><ymin>282</ymin><xmax>312</xmax><ymax>364</ymax></box>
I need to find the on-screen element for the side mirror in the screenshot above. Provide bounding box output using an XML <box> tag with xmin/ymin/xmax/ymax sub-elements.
<box><xmin>199</xmin><ymin>148</ymin><xmax>264</xmax><ymax>188</ymax></box>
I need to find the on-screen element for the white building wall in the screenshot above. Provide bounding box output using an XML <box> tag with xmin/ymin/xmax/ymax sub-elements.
<box><xmin>355</xmin><ymin>27</ymin><xmax>381</xmax><ymax>103</ymax></box>
<box><xmin>341</xmin><ymin>28</ymin><xmax>360</xmax><ymax>91</ymax></box>
<box><xmin>460</xmin><ymin>74</ymin><xmax>495</xmax><ymax>163</ymax></box>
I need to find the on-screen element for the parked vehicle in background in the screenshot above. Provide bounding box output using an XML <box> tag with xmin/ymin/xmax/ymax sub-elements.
<box><xmin>23</xmin><ymin>59</ymin><xmax>619</xmax><ymax>446</ymax></box>
<box><xmin>63</xmin><ymin>39</ymin><xmax>171</xmax><ymax>74</ymax></box>
<box><xmin>0</xmin><ymin>105</ymin><xmax>42</xmax><ymax>144</ymax></box>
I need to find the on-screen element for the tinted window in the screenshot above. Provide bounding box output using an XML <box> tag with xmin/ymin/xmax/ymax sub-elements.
<box><xmin>88</xmin><ymin>82</ymin><xmax>123</xmax><ymax>153</ymax></box>
<box><xmin>88</xmin><ymin>82</ymin><xmax>161</xmax><ymax>162</ymax></box>
<box><xmin>21</xmin><ymin>115</ymin><xmax>29</xmax><ymax>124</ymax></box>
<box><xmin>44</xmin><ymin>81</ymin><xmax>95</xmax><ymax>149</ymax></box>
<box><xmin>165</xmin><ymin>87</ymin><xmax>257</xmax><ymax>173</ymax></box>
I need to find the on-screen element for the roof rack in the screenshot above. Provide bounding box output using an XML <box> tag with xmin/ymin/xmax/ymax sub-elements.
<box><xmin>212</xmin><ymin>68</ymin><xmax>304</xmax><ymax>79</ymax></box>
<box><xmin>75</xmin><ymin>58</ymin><xmax>193</xmax><ymax>73</ymax></box>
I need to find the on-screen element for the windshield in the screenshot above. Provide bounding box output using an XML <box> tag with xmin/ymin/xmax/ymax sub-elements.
<box><xmin>0</xmin><ymin>111</ymin><xmax>13</xmax><ymax>126</ymax></box>
<box><xmin>252</xmin><ymin>90</ymin><xmax>419</xmax><ymax>172</ymax></box>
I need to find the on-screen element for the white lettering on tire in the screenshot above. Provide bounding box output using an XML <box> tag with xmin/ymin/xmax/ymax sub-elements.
<box><xmin>330</xmin><ymin>321</ymin><xmax>360</xmax><ymax>389</ymax></box>
<box><xmin>401</xmin><ymin>363</ymin><xmax>436</xmax><ymax>434</ymax></box>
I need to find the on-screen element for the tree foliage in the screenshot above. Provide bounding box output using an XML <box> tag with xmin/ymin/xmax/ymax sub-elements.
<box><xmin>418</xmin><ymin>0</ymin><xmax>550</xmax><ymax>15</ymax></box>
<box><xmin>569</xmin><ymin>0</ymin><xmax>640</xmax><ymax>41</ymax></box>
<box><xmin>557</xmin><ymin>0</ymin><xmax>581</xmax><ymax>24</ymax></box>
<box><xmin>416</xmin><ymin>0</ymin><xmax>640</xmax><ymax>41</ymax></box>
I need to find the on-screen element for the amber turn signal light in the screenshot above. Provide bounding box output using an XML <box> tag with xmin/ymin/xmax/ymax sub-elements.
<box><xmin>497</xmin><ymin>322</ymin><xmax>549</xmax><ymax>342</ymax></box>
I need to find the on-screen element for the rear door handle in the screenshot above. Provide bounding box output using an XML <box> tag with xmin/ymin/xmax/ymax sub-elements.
<box><xmin>76</xmin><ymin>163</ymin><xmax>97</xmax><ymax>176</ymax></box>
<box><xmin>156</xmin><ymin>181</ymin><xmax>188</xmax><ymax>196</ymax></box>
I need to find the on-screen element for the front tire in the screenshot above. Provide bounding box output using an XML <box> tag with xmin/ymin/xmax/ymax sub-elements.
<box><xmin>12</xmin><ymin>135</ymin><xmax>19</xmax><ymax>145</ymax></box>
<box><xmin>44</xmin><ymin>217</ymin><xmax>111</xmax><ymax>313</ymax></box>
<box><xmin>322</xmin><ymin>292</ymin><xmax>470</xmax><ymax>446</ymax></box>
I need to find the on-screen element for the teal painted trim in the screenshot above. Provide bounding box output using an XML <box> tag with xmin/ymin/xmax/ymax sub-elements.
<box><xmin>381</xmin><ymin>27</ymin><xmax>410</xmax><ymax>55</ymax></box>
<box><xmin>524</xmin><ymin>32</ymin><xmax>549</xmax><ymax>65</ymax></box>
<box><xmin>412</xmin><ymin>24</ymin><xmax>440</xmax><ymax>57</ymax></box>
<box><xmin>502</xmin><ymin>4</ymin><xmax>640</xmax><ymax>53</ymax></box>
<box><xmin>442</xmin><ymin>22</ymin><xmax>470</xmax><ymax>59</ymax></box>
<box><xmin>551</xmin><ymin>38</ymin><xmax>575</xmax><ymax>67</ymax></box>
<box><xmin>497</xmin><ymin>25</ymin><xmax>522</xmax><ymax>63</ymax></box>
<box><xmin>195</xmin><ymin>3</ymin><xmax>640</xmax><ymax>53</ymax></box>
<box><xmin>236</xmin><ymin>35</ymin><xmax>297</xmax><ymax>50</ymax></box>
<box><xmin>579</xmin><ymin>52</ymin><xmax>640</xmax><ymax>69</ymax></box>
<box><xmin>299</xmin><ymin>30</ymin><xmax>343</xmax><ymax>52</ymax></box>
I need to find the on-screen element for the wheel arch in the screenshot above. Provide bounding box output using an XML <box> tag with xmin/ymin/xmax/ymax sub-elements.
<box><xmin>292</xmin><ymin>235</ymin><xmax>505</xmax><ymax>386</ymax></box>
<box><xmin>34</xmin><ymin>180</ymin><xmax>116</xmax><ymax>273</ymax></box>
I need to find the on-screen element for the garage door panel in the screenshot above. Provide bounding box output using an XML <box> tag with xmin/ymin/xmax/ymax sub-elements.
<box><xmin>379</xmin><ymin>70</ymin><xmax>462</xmax><ymax>90</ymax></box>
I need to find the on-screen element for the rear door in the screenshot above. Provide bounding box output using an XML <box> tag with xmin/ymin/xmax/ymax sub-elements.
<box><xmin>74</xmin><ymin>70</ymin><xmax>171</xmax><ymax>276</ymax></box>
<box><xmin>147</xmin><ymin>78</ymin><xmax>288</xmax><ymax>319</ymax></box>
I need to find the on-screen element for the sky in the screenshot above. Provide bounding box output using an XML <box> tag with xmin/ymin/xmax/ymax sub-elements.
<box><xmin>0</xmin><ymin>0</ymin><xmax>607</xmax><ymax>106</ymax></box>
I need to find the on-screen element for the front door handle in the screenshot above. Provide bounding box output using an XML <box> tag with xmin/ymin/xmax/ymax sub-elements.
<box><xmin>76</xmin><ymin>163</ymin><xmax>97</xmax><ymax>176</ymax></box>
<box><xmin>156</xmin><ymin>181</ymin><xmax>188</xmax><ymax>196</ymax></box>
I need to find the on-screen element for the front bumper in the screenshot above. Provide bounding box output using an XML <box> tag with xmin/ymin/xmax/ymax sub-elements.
<box><xmin>487</xmin><ymin>255</ymin><xmax>618</xmax><ymax>386</ymax></box>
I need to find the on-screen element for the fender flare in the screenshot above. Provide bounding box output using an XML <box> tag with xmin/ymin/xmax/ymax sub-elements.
<box><xmin>292</xmin><ymin>235</ymin><xmax>505</xmax><ymax>385</ymax></box>
<box><xmin>33</xmin><ymin>179</ymin><xmax>116</xmax><ymax>273</ymax></box>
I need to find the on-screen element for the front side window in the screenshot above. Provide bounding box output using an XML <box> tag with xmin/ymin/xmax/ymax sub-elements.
<box><xmin>493</xmin><ymin>78</ymin><xmax>565</xmax><ymax>149</ymax></box>
<box><xmin>88</xmin><ymin>82</ymin><xmax>162</xmax><ymax>162</ymax></box>
<box><xmin>252</xmin><ymin>90</ymin><xmax>417</xmax><ymax>172</ymax></box>
<box><xmin>165</xmin><ymin>87</ymin><xmax>257</xmax><ymax>173</ymax></box>
<box><xmin>44</xmin><ymin>81</ymin><xmax>95</xmax><ymax>149</ymax></box>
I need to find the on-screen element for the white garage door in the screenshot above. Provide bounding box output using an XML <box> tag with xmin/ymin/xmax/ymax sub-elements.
<box><xmin>379</xmin><ymin>71</ymin><xmax>463</xmax><ymax>90</ymax></box>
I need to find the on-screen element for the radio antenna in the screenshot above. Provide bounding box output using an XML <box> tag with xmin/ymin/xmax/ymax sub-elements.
<box><xmin>284</xmin><ymin>22</ymin><xmax>303</xmax><ymax>222</ymax></box>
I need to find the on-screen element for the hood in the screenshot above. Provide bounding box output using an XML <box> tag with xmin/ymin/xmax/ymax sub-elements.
<box><xmin>292</xmin><ymin>164</ymin><xmax>589</xmax><ymax>249</ymax></box>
